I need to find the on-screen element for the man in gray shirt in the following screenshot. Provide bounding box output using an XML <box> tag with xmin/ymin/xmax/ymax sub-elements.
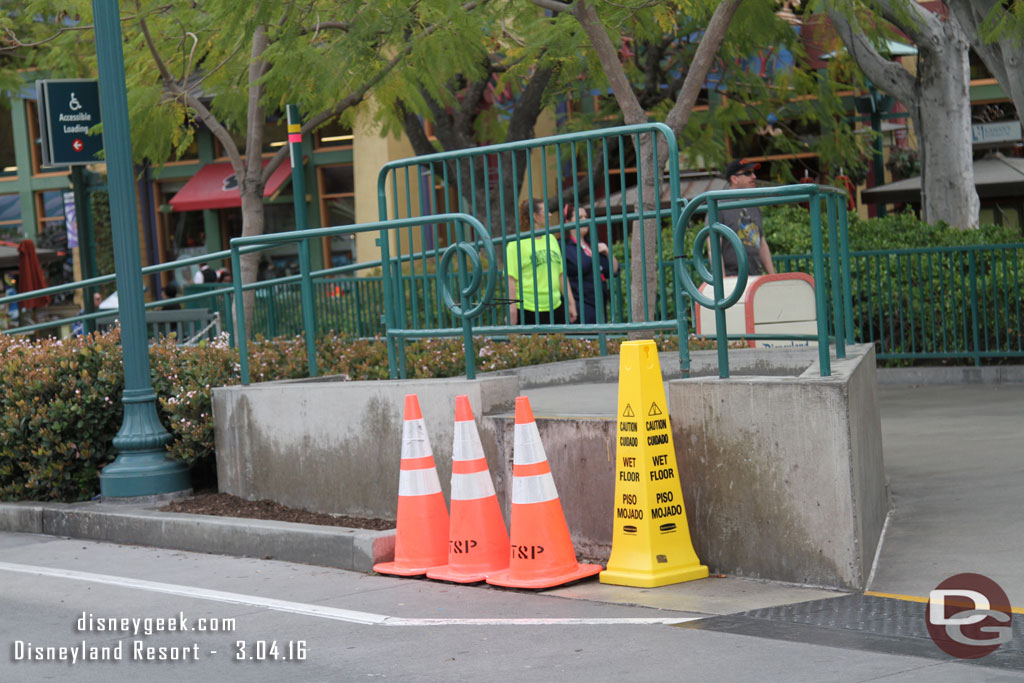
<box><xmin>718</xmin><ymin>159</ymin><xmax>776</xmax><ymax>277</ymax></box>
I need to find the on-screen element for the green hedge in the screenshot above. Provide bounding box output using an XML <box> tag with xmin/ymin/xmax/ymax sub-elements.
<box><xmin>762</xmin><ymin>204</ymin><xmax>1021</xmax><ymax>253</ymax></box>
<box><xmin>761</xmin><ymin>205</ymin><xmax>1024</xmax><ymax>364</ymax></box>
<box><xmin>0</xmin><ymin>330</ymin><xmax>703</xmax><ymax>503</ymax></box>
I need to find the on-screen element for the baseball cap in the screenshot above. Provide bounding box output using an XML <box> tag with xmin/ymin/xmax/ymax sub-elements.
<box><xmin>724</xmin><ymin>158</ymin><xmax>761</xmax><ymax>180</ymax></box>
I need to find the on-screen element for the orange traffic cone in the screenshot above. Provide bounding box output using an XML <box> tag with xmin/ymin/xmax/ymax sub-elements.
<box><xmin>374</xmin><ymin>394</ymin><xmax>450</xmax><ymax>576</ymax></box>
<box><xmin>486</xmin><ymin>396</ymin><xmax>603</xmax><ymax>589</ymax></box>
<box><xmin>427</xmin><ymin>395</ymin><xmax>509</xmax><ymax>583</ymax></box>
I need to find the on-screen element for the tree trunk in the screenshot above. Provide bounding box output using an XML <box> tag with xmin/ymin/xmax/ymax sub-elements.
<box><xmin>238</xmin><ymin>189</ymin><xmax>266</xmax><ymax>336</ymax></box>
<box><xmin>827</xmin><ymin>2</ymin><xmax>979</xmax><ymax>228</ymax></box>
<box><xmin>947</xmin><ymin>0</ymin><xmax>1024</xmax><ymax>126</ymax></box>
<box><xmin>916</xmin><ymin>20</ymin><xmax>979</xmax><ymax>228</ymax></box>
<box><xmin>629</xmin><ymin>135</ymin><xmax>662</xmax><ymax>323</ymax></box>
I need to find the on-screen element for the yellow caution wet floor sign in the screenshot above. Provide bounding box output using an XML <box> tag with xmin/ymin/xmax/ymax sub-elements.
<box><xmin>599</xmin><ymin>340</ymin><xmax>709</xmax><ymax>588</ymax></box>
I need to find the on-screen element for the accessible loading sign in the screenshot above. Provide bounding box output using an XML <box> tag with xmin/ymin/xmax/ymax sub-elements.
<box><xmin>37</xmin><ymin>79</ymin><xmax>104</xmax><ymax>167</ymax></box>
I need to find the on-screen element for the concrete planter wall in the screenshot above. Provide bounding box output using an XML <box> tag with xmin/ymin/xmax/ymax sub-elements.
<box><xmin>213</xmin><ymin>345</ymin><xmax>887</xmax><ymax>589</ymax></box>
<box><xmin>215</xmin><ymin>376</ymin><xmax>518</xmax><ymax>519</ymax></box>
<box><xmin>671</xmin><ymin>346</ymin><xmax>888</xmax><ymax>589</ymax></box>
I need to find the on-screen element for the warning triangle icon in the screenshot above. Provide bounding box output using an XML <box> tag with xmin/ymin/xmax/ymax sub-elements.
<box><xmin>648</xmin><ymin>402</ymin><xmax>663</xmax><ymax>417</ymax></box>
<box><xmin>622</xmin><ymin>404</ymin><xmax>635</xmax><ymax>418</ymax></box>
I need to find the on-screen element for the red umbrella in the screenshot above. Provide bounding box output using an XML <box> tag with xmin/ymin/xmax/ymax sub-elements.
<box><xmin>17</xmin><ymin>239</ymin><xmax>51</xmax><ymax>310</ymax></box>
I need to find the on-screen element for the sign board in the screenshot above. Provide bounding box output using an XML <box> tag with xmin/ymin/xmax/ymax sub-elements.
<box><xmin>36</xmin><ymin>79</ymin><xmax>103</xmax><ymax>167</ymax></box>
<box><xmin>63</xmin><ymin>191</ymin><xmax>78</xmax><ymax>248</ymax></box>
<box><xmin>972</xmin><ymin>121</ymin><xmax>1022</xmax><ymax>145</ymax></box>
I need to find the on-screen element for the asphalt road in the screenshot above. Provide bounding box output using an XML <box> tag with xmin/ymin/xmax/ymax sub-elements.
<box><xmin>1</xmin><ymin>534</ymin><xmax>1019</xmax><ymax>682</ymax></box>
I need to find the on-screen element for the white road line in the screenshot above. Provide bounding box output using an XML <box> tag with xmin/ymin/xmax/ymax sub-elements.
<box><xmin>0</xmin><ymin>561</ymin><xmax>699</xmax><ymax>627</ymax></box>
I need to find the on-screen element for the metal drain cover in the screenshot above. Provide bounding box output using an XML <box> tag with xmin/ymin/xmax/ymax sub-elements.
<box><xmin>679</xmin><ymin>594</ymin><xmax>1024</xmax><ymax>672</ymax></box>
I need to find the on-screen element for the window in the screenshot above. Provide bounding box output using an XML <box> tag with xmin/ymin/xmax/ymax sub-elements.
<box><xmin>26</xmin><ymin>100</ymin><xmax>68</xmax><ymax>175</ymax></box>
<box><xmin>0</xmin><ymin>107</ymin><xmax>16</xmax><ymax>179</ymax></box>
<box><xmin>0</xmin><ymin>193</ymin><xmax>22</xmax><ymax>239</ymax></box>
<box><xmin>317</xmin><ymin>164</ymin><xmax>355</xmax><ymax>265</ymax></box>
<box><xmin>37</xmin><ymin>190</ymin><xmax>64</xmax><ymax>235</ymax></box>
<box><xmin>314</xmin><ymin>120</ymin><xmax>353</xmax><ymax>149</ymax></box>
<box><xmin>262</xmin><ymin>117</ymin><xmax>288</xmax><ymax>154</ymax></box>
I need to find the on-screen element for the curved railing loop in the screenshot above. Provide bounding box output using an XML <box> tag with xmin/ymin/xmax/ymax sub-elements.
<box><xmin>437</xmin><ymin>216</ymin><xmax>497</xmax><ymax>321</ymax></box>
<box><xmin>683</xmin><ymin>221</ymin><xmax>749</xmax><ymax>309</ymax></box>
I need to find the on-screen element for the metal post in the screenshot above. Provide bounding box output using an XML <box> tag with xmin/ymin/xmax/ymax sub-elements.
<box><xmin>968</xmin><ymin>250</ymin><xmax>981</xmax><ymax>367</ymax></box>
<box><xmin>809</xmin><ymin>195</ymin><xmax>831</xmax><ymax>376</ymax></box>
<box><xmin>93</xmin><ymin>0</ymin><xmax>189</xmax><ymax>497</ymax></box>
<box><xmin>826</xmin><ymin>194</ymin><xmax>845</xmax><ymax>359</ymax></box>
<box><xmin>286</xmin><ymin>105</ymin><xmax>317</xmax><ymax>377</ymax></box>
<box><xmin>870</xmin><ymin>86</ymin><xmax>887</xmax><ymax>218</ymax></box>
<box><xmin>71</xmin><ymin>165</ymin><xmax>99</xmax><ymax>333</ymax></box>
<box><xmin>707</xmin><ymin>200</ymin><xmax>730</xmax><ymax>379</ymax></box>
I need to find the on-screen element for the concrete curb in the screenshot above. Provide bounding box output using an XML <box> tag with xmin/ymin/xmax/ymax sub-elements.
<box><xmin>0</xmin><ymin>502</ymin><xmax>395</xmax><ymax>573</ymax></box>
<box><xmin>875</xmin><ymin>365</ymin><xmax>1024</xmax><ymax>385</ymax></box>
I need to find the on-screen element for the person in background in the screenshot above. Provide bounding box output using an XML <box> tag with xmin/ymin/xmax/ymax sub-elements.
<box><xmin>506</xmin><ymin>198</ymin><xmax>577</xmax><ymax>326</ymax></box>
<box><xmin>71</xmin><ymin>292</ymin><xmax>105</xmax><ymax>337</ymax></box>
<box><xmin>719</xmin><ymin>159</ymin><xmax>776</xmax><ymax>277</ymax></box>
<box><xmin>162</xmin><ymin>280</ymin><xmax>182</xmax><ymax>310</ymax></box>
<box><xmin>193</xmin><ymin>262</ymin><xmax>217</xmax><ymax>284</ymax></box>
<box><xmin>217</xmin><ymin>268</ymin><xmax>233</xmax><ymax>283</ymax></box>
<box><xmin>562</xmin><ymin>204</ymin><xmax>619</xmax><ymax>324</ymax></box>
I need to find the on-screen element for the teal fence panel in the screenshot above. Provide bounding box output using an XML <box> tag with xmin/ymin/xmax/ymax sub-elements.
<box><xmin>774</xmin><ymin>243</ymin><xmax>1024</xmax><ymax>365</ymax></box>
<box><xmin>377</xmin><ymin>123</ymin><xmax>685</xmax><ymax>377</ymax></box>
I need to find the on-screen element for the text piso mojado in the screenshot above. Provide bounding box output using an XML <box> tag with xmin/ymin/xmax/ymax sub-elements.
<box><xmin>11</xmin><ymin>612</ymin><xmax>236</xmax><ymax>663</ymax></box>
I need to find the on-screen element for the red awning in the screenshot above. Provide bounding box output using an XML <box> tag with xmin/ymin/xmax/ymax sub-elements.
<box><xmin>169</xmin><ymin>160</ymin><xmax>293</xmax><ymax>212</ymax></box>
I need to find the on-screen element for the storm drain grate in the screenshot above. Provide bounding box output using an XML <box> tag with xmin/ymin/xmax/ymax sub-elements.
<box><xmin>679</xmin><ymin>594</ymin><xmax>1024</xmax><ymax>672</ymax></box>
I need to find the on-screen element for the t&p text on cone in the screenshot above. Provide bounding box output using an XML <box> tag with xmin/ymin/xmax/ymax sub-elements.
<box><xmin>486</xmin><ymin>396</ymin><xmax>602</xmax><ymax>589</ymax></box>
<box><xmin>427</xmin><ymin>395</ymin><xmax>509</xmax><ymax>583</ymax></box>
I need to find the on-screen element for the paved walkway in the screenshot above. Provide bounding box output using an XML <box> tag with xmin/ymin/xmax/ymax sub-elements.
<box><xmin>2</xmin><ymin>373</ymin><xmax>1022</xmax><ymax>675</ymax></box>
<box><xmin>869</xmin><ymin>384</ymin><xmax>1024</xmax><ymax>601</ymax></box>
<box><xmin>523</xmin><ymin>380</ymin><xmax>1024</xmax><ymax>608</ymax></box>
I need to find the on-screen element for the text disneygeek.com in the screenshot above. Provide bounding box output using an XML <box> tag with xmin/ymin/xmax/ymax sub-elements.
<box><xmin>8</xmin><ymin>611</ymin><xmax>307</xmax><ymax>664</ymax></box>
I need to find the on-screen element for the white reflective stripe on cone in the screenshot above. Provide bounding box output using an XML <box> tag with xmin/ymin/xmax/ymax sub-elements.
<box><xmin>451</xmin><ymin>469</ymin><xmax>497</xmax><ymax>501</ymax></box>
<box><xmin>512</xmin><ymin>472</ymin><xmax>559</xmax><ymax>505</ymax></box>
<box><xmin>398</xmin><ymin>467</ymin><xmax>443</xmax><ymax>496</ymax></box>
<box><xmin>452</xmin><ymin>422</ymin><xmax>485</xmax><ymax>461</ymax></box>
<box><xmin>512</xmin><ymin>422</ymin><xmax>547</xmax><ymax>465</ymax></box>
<box><xmin>401</xmin><ymin>419</ymin><xmax>432</xmax><ymax>459</ymax></box>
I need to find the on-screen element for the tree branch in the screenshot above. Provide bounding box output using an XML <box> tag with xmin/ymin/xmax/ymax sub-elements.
<box><xmin>532</xmin><ymin>0</ymin><xmax>572</xmax><ymax>12</ymax></box>
<box><xmin>826</xmin><ymin>3</ymin><xmax>917</xmax><ymax>106</ymax></box>
<box><xmin>244</xmin><ymin>25</ymin><xmax>269</xmax><ymax>188</ymax></box>
<box><xmin>664</xmin><ymin>0</ymin><xmax>743</xmax><ymax>134</ymax></box>
<box><xmin>0</xmin><ymin>4</ymin><xmax>172</xmax><ymax>52</ymax></box>
<box><xmin>139</xmin><ymin>15</ymin><xmax>244</xmax><ymax>171</ymax></box>
<box><xmin>506</xmin><ymin>64</ymin><xmax>555</xmax><ymax>142</ymax></box>
<box><xmin>568</xmin><ymin>0</ymin><xmax>647</xmax><ymax>124</ymax></box>
<box><xmin>874</xmin><ymin>0</ymin><xmax>939</xmax><ymax>48</ymax></box>
<box><xmin>946</xmin><ymin>0</ymin><xmax>1015</xmax><ymax>102</ymax></box>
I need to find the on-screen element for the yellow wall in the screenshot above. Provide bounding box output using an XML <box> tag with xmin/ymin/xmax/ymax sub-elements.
<box><xmin>351</xmin><ymin>105</ymin><xmax>561</xmax><ymax>264</ymax></box>
<box><xmin>352</xmin><ymin>105</ymin><xmax>420</xmax><ymax>263</ymax></box>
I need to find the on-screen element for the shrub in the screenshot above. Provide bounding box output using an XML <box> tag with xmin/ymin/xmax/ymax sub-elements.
<box><xmin>0</xmin><ymin>332</ymin><xmax>123</xmax><ymax>501</ymax></box>
<box><xmin>761</xmin><ymin>205</ymin><xmax>1024</xmax><ymax>364</ymax></box>
<box><xmin>762</xmin><ymin>204</ymin><xmax>1020</xmax><ymax>255</ymax></box>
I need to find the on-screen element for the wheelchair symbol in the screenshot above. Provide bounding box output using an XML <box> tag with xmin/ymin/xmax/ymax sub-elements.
<box><xmin>69</xmin><ymin>93</ymin><xmax>82</xmax><ymax>111</ymax></box>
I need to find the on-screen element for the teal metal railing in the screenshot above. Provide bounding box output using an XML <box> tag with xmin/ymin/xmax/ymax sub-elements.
<box><xmin>0</xmin><ymin>251</ymin><xmax>237</xmax><ymax>341</ymax></box>
<box><xmin>675</xmin><ymin>184</ymin><xmax>853</xmax><ymax>377</ymax></box>
<box><xmin>229</xmin><ymin>213</ymin><xmax>498</xmax><ymax>384</ymax></box>
<box><xmin>5</xmin><ymin>124</ymin><xmax>859</xmax><ymax>384</ymax></box>
<box><xmin>377</xmin><ymin>122</ymin><xmax>684</xmax><ymax>375</ymax></box>
<box><xmin>775</xmin><ymin>242</ymin><xmax>1024</xmax><ymax>366</ymax></box>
